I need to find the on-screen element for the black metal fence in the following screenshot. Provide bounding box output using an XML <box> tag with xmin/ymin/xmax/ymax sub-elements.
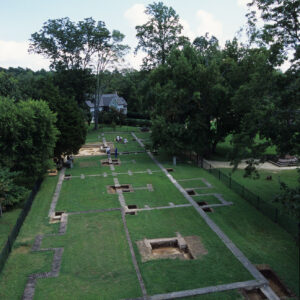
<box><xmin>202</xmin><ymin>160</ymin><xmax>299</xmax><ymax>242</ymax></box>
<box><xmin>0</xmin><ymin>178</ymin><xmax>43</xmax><ymax>273</ymax></box>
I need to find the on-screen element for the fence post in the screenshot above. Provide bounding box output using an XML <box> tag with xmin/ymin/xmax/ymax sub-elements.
<box><xmin>298</xmin><ymin>222</ymin><xmax>300</xmax><ymax>244</ymax></box>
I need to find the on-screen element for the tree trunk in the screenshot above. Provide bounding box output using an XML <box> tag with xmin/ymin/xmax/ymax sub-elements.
<box><xmin>211</xmin><ymin>140</ymin><xmax>218</xmax><ymax>154</ymax></box>
<box><xmin>94</xmin><ymin>72</ymin><xmax>102</xmax><ymax>131</ymax></box>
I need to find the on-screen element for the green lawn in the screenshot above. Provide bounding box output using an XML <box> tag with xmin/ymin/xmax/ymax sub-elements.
<box><xmin>157</xmin><ymin>163</ymin><xmax>299</xmax><ymax>297</ymax></box>
<box><xmin>0</xmin><ymin>208</ymin><xmax>21</xmax><ymax>248</ymax></box>
<box><xmin>127</xmin><ymin>207</ymin><xmax>253</xmax><ymax>295</ymax></box>
<box><xmin>221</xmin><ymin>168</ymin><xmax>299</xmax><ymax>209</ymax></box>
<box><xmin>57</xmin><ymin>176</ymin><xmax>120</xmax><ymax>212</ymax></box>
<box><xmin>210</xmin><ymin>134</ymin><xmax>277</xmax><ymax>161</ymax></box>
<box><xmin>0</xmin><ymin>176</ymin><xmax>59</xmax><ymax>300</ymax></box>
<box><xmin>36</xmin><ymin>212</ymin><xmax>141</xmax><ymax>300</ymax></box>
<box><xmin>118</xmin><ymin>172</ymin><xmax>188</xmax><ymax>208</ymax></box>
<box><xmin>0</xmin><ymin>128</ymin><xmax>298</xmax><ymax>300</ymax></box>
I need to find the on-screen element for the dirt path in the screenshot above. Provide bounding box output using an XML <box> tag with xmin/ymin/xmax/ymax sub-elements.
<box><xmin>205</xmin><ymin>159</ymin><xmax>299</xmax><ymax>171</ymax></box>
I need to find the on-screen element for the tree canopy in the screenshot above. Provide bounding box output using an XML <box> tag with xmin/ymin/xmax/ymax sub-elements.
<box><xmin>135</xmin><ymin>1</ymin><xmax>187</xmax><ymax>69</ymax></box>
<box><xmin>0</xmin><ymin>97</ymin><xmax>58</xmax><ymax>185</ymax></box>
<box><xmin>247</xmin><ymin>0</ymin><xmax>300</xmax><ymax>65</ymax></box>
<box><xmin>29</xmin><ymin>17</ymin><xmax>111</xmax><ymax>70</ymax></box>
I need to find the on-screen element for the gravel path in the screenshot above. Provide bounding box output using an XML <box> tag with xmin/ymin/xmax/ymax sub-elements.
<box><xmin>205</xmin><ymin>159</ymin><xmax>299</xmax><ymax>170</ymax></box>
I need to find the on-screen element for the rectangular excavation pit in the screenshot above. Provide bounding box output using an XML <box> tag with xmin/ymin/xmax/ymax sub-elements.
<box><xmin>48</xmin><ymin>169</ymin><xmax>57</xmax><ymax>176</ymax></box>
<box><xmin>50</xmin><ymin>211</ymin><xmax>65</xmax><ymax>223</ymax></box>
<box><xmin>150</xmin><ymin>240</ymin><xmax>193</xmax><ymax>260</ymax></box>
<box><xmin>101</xmin><ymin>159</ymin><xmax>121</xmax><ymax>166</ymax></box>
<box><xmin>242</xmin><ymin>288</ymin><xmax>267</xmax><ymax>300</ymax></box>
<box><xmin>137</xmin><ymin>235</ymin><xmax>207</xmax><ymax>262</ymax></box>
<box><xmin>186</xmin><ymin>189</ymin><xmax>196</xmax><ymax>196</ymax></box>
<box><xmin>107</xmin><ymin>184</ymin><xmax>133</xmax><ymax>194</ymax></box>
<box><xmin>128</xmin><ymin>205</ymin><xmax>137</xmax><ymax>209</ymax></box>
<box><xmin>125</xmin><ymin>205</ymin><xmax>138</xmax><ymax>215</ymax></box>
<box><xmin>241</xmin><ymin>265</ymin><xmax>294</xmax><ymax>300</ymax></box>
<box><xmin>64</xmin><ymin>174</ymin><xmax>72</xmax><ymax>180</ymax></box>
<box><xmin>197</xmin><ymin>201</ymin><xmax>214</xmax><ymax>213</ymax></box>
<box><xmin>257</xmin><ymin>265</ymin><xmax>293</xmax><ymax>299</ymax></box>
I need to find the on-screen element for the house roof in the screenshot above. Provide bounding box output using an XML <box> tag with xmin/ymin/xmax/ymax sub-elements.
<box><xmin>86</xmin><ymin>93</ymin><xmax>127</xmax><ymax>108</ymax></box>
<box><xmin>100</xmin><ymin>94</ymin><xmax>118</xmax><ymax>107</ymax></box>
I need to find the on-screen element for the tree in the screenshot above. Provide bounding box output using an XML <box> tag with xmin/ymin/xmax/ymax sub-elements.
<box><xmin>149</xmin><ymin>43</ymin><xmax>231</xmax><ymax>161</ymax></box>
<box><xmin>274</xmin><ymin>169</ymin><xmax>300</xmax><ymax>219</ymax></box>
<box><xmin>0</xmin><ymin>168</ymin><xmax>28</xmax><ymax>215</ymax></box>
<box><xmin>53</xmin><ymin>68</ymin><xmax>94</xmax><ymax>108</ymax></box>
<box><xmin>30</xmin><ymin>18</ymin><xmax>129</xmax><ymax>129</ymax></box>
<box><xmin>247</xmin><ymin>0</ymin><xmax>300</xmax><ymax>64</ymax></box>
<box><xmin>27</xmin><ymin>76</ymin><xmax>87</xmax><ymax>157</ymax></box>
<box><xmin>29</xmin><ymin>17</ymin><xmax>110</xmax><ymax>70</ymax></box>
<box><xmin>93</xmin><ymin>30</ymin><xmax>130</xmax><ymax>129</ymax></box>
<box><xmin>51</xmin><ymin>96</ymin><xmax>87</xmax><ymax>157</ymax></box>
<box><xmin>0</xmin><ymin>71</ymin><xmax>20</xmax><ymax>99</ymax></box>
<box><xmin>230</xmin><ymin>0</ymin><xmax>300</xmax><ymax>164</ymax></box>
<box><xmin>135</xmin><ymin>1</ymin><xmax>187</xmax><ymax>69</ymax></box>
<box><xmin>0</xmin><ymin>97</ymin><xmax>58</xmax><ymax>185</ymax></box>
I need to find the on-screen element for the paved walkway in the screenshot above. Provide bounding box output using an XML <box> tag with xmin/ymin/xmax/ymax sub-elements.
<box><xmin>132</xmin><ymin>132</ymin><xmax>279</xmax><ymax>300</ymax></box>
<box><xmin>48</xmin><ymin>168</ymin><xmax>65</xmax><ymax>217</ymax></box>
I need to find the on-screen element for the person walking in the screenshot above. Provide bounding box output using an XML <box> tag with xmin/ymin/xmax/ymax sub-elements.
<box><xmin>115</xmin><ymin>147</ymin><xmax>118</xmax><ymax>159</ymax></box>
<box><xmin>106</xmin><ymin>146</ymin><xmax>111</xmax><ymax>157</ymax></box>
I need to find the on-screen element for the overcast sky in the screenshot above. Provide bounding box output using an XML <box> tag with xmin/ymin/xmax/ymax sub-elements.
<box><xmin>0</xmin><ymin>0</ymin><xmax>251</xmax><ymax>71</ymax></box>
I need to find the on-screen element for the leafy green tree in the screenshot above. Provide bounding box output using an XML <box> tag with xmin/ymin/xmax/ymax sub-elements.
<box><xmin>30</xmin><ymin>17</ymin><xmax>129</xmax><ymax>129</ymax></box>
<box><xmin>0</xmin><ymin>71</ymin><xmax>20</xmax><ymax>99</ymax></box>
<box><xmin>0</xmin><ymin>168</ymin><xmax>28</xmax><ymax>214</ymax></box>
<box><xmin>0</xmin><ymin>97</ymin><xmax>58</xmax><ymax>184</ymax></box>
<box><xmin>14</xmin><ymin>99</ymin><xmax>58</xmax><ymax>181</ymax></box>
<box><xmin>30</xmin><ymin>17</ymin><xmax>110</xmax><ymax>70</ymax></box>
<box><xmin>0</xmin><ymin>97</ymin><xmax>18</xmax><ymax>169</ymax></box>
<box><xmin>27</xmin><ymin>76</ymin><xmax>87</xmax><ymax>157</ymax></box>
<box><xmin>51</xmin><ymin>96</ymin><xmax>87</xmax><ymax>157</ymax></box>
<box><xmin>135</xmin><ymin>1</ymin><xmax>188</xmax><ymax>69</ymax></box>
<box><xmin>230</xmin><ymin>0</ymin><xmax>300</xmax><ymax>164</ymax></box>
<box><xmin>149</xmin><ymin>43</ymin><xmax>229</xmax><ymax>160</ymax></box>
<box><xmin>53</xmin><ymin>68</ymin><xmax>94</xmax><ymax>109</ymax></box>
<box><xmin>247</xmin><ymin>0</ymin><xmax>300</xmax><ymax>64</ymax></box>
<box><xmin>274</xmin><ymin>169</ymin><xmax>300</xmax><ymax>219</ymax></box>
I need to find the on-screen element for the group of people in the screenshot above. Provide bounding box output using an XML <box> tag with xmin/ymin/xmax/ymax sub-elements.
<box><xmin>104</xmin><ymin>135</ymin><xmax>129</xmax><ymax>159</ymax></box>
<box><xmin>116</xmin><ymin>136</ymin><xmax>128</xmax><ymax>144</ymax></box>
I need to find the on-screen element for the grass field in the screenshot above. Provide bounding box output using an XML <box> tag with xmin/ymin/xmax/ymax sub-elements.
<box><xmin>220</xmin><ymin>168</ymin><xmax>299</xmax><ymax>212</ymax></box>
<box><xmin>209</xmin><ymin>134</ymin><xmax>277</xmax><ymax>161</ymax></box>
<box><xmin>0</xmin><ymin>208</ymin><xmax>21</xmax><ymax>248</ymax></box>
<box><xmin>0</xmin><ymin>127</ymin><xmax>298</xmax><ymax>300</ymax></box>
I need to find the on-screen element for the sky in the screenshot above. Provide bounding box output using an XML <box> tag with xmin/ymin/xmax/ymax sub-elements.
<box><xmin>0</xmin><ymin>0</ymin><xmax>251</xmax><ymax>71</ymax></box>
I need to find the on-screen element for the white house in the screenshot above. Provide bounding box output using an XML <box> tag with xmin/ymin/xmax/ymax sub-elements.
<box><xmin>86</xmin><ymin>92</ymin><xmax>127</xmax><ymax>115</ymax></box>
